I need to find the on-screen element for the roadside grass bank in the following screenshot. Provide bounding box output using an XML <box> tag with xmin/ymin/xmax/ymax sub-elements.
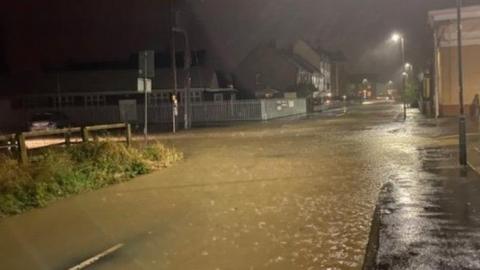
<box><xmin>0</xmin><ymin>141</ymin><xmax>183</xmax><ymax>217</ymax></box>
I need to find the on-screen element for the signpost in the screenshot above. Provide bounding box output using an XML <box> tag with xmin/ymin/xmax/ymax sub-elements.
<box><xmin>138</xmin><ymin>50</ymin><xmax>155</xmax><ymax>141</ymax></box>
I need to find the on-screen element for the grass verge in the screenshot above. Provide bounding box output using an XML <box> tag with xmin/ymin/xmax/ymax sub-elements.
<box><xmin>0</xmin><ymin>141</ymin><xmax>182</xmax><ymax>217</ymax></box>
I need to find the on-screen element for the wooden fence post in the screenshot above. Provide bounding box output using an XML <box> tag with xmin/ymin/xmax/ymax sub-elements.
<box><xmin>65</xmin><ymin>129</ymin><xmax>71</xmax><ymax>147</ymax></box>
<box><xmin>125</xmin><ymin>123</ymin><xmax>132</xmax><ymax>147</ymax></box>
<box><xmin>7</xmin><ymin>135</ymin><xmax>14</xmax><ymax>154</ymax></box>
<box><xmin>81</xmin><ymin>127</ymin><xmax>89</xmax><ymax>143</ymax></box>
<box><xmin>16</xmin><ymin>133</ymin><xmax>28</xmax><ymax>164</ymax></box>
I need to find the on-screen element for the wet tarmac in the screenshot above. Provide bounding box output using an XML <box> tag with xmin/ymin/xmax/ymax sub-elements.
<box><xmin>0</xmin><ymin>102</ymin><xmax>472</xmax><ymax>270</ymax></box>
<box><xmin>366</xmin><ymin>121</ymin><xmax>480</xmax><ymax>268</ymax></box>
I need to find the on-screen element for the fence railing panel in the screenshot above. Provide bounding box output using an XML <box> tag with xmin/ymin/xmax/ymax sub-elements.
<box><xmin>23</xmin><ymin>98</ymin><xmax>306</xmax><ymax>126</ymax></box>
<box><xmin>191</xmin><ymin>100</ymin><xmax>262</xmax><ymax>122</ymax></box>
<box><xmin>13</xmin><ymin>123</ymin><xmax>131</xmax><ymax>164</ymax></box>
<box><xmin>262</xmin><ymin>98</ymin><xmax>307</xmax><ymax>120</ymax></box>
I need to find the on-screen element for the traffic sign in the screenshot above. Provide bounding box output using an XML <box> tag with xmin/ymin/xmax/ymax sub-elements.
<box><xmin>137</xmin><ymin>78</ymin><xmax>152</xmax><ymax>93</ymax></box>
<box><xmin>138</xmin><ymin>50</ymin><xmax>155</xmax><ymax>78</ymax></box>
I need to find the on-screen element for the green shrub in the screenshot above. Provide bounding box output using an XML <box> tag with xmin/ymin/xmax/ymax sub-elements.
<box><xmin>0</xmin><ymin>154</ymin><xmax>32</xmax><ymax>193</ymax></box>
<box><xmin>0</xmin><ymin>193</ymin><xmax>24</xmax><ymax>216</ymax></box>
<box><xmin>0</xmin><ymin>140</ymin><xmax>182</xmax><ymax>217</ymax></box>
<box><xmin>142</xmin><ymin>141</ymin><xmax>184</xmax><ymax>168</ymax></box>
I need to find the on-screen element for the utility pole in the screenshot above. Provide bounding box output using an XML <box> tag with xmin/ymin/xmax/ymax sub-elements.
<box><xmin>401</xmin><ymin>37</ymin><xmax>407</xmax><ymax>120</ymax></box>
<box><xmin>184</xmin><ymin>32</ymin><xmax>191</xmax><ymax>130</ymax></box>
<box><xmin>172</xmin><ymin>25</ymin><xmax>191</xmax><ymax>130</ymax></box>
<box><xmin>138</xmin><ymin>50</ymin><xmax>154</xmax><ymax>142</ymax></box>
<box><xmin>171</xmin><ymin>0</ymin><xmax>178</xmax><ymax>133</ymax></box>
<box><xmin>143</xmin><ymin>51</ymin><xmax>149</xmax><ymax>141</ymax></box>
<box><xmin>457</xmin><ymin>0</ymin><xmax>467</xmax><ymax>166</ymax></box>
<box><xmin>170</xmin><ymin>5</ymin><xmax>191</xmax><ymax>130</ymax></box>
<box><xmin>390</xmin><ymin>32</ymin><xmax>408</xmax><ymax>119</ymax></box>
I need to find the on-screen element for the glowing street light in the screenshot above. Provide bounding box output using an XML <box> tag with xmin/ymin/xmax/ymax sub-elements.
<box><xmin>404</xmin><ymin>62</ymin><xmax>412</xmax><ymax>71</ymax></box>
<box><xmin>390</xmin><ymin>32</ymin><xmax>407</xmax><ymax>120</ymax></box>
<box><xmin>391</xmin><ymin>33</ymin><xmax>402</xmax><ymax>43</ymax></box>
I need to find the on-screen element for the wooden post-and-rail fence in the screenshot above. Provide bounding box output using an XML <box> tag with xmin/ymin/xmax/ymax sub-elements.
<box><xmin>0</xmin><ymin>123</ymin><xmax>132</xmax><ymax>164</ymax></box>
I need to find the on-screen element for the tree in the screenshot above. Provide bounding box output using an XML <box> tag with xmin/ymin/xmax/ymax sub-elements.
<box><xmin>404</xmin><ymin>77</ymin><xmax>420</xmax><ymax>106</ymax></box>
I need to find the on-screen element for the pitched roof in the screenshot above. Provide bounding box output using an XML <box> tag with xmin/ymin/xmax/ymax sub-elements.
<box><xmin>284</xmin><ymin>54</ymin><xmax>320</xmax><ymax>73</ymax></box>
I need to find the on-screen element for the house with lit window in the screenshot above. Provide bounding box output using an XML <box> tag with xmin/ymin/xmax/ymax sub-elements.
<box><xmin>429</xmin><ymin>5</ymin><xmax>480</xmax><ymax>117</ymax></box>
<box><xmin>234</xmin><ymin>40</ymin><xmax>332</xmax><ymax>99</ymax></box>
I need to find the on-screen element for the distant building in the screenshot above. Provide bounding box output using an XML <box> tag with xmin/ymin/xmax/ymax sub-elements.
<box><xmin>3</xmin><ymin>50</ymin><xmax>237</xmax><ymax>109</ymax></box>
<box><xmin>0</xmin><ymin>50</ymin><xmax>238</xmax><ymax>129</ymax></box>
<box><xmin>329</xmin><ymin>51</ymin><xmax>348</xmax><ymax>97</ymax></box>
<box><xmin>292</xmin><ymin>40</ymin><xmax>332</xmax><ymax>94</ymax></box>
<box><xmin>429</xmin><ymin>5</ymin><xmax>480</xmax><ymax>117</ymax></box>
<box><xmin>348</xmin><ymin>73</ymin><xmax>380</xmax><ymax>98</ymax></box>
<box><xmin>234</xmin><ymin>40</ymin><xmax>333</xmax><ymax>99</ymax></box>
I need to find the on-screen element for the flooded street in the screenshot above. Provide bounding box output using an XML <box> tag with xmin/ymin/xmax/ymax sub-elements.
<box><xmin>0</xmin><ymin>102</ymin><xmax>457</xmax><ymax>269</ymax></box>
<box><xmin>4</xmin><ymin>1</ymin><xmax>480</xmax><ymax>269</ymax></box>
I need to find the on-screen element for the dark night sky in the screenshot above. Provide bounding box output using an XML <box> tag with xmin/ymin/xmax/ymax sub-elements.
<box><xmin>1</xmin><ymin>0</ymin><xmax>480</xmax><ymax>82</ymax></box>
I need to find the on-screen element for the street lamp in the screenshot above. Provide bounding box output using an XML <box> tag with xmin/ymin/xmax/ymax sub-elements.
<box><xmin>361</xmin><ymin>78</ymin><xmax>369</xmax><ymax>100</ymax></box>
<box><xmin>391</xmin><ymin>33</ymin><xmax>401</xmax><ymax>43</ymax></box>
<box><xmin>457</xmin><ymin>0</ymin><xmax>467</xmax><ymax>166</ymax></box>
<box><xmin>391</xmin><ymin>32</ymin><xmax>407</xmax><ymax>120</ymax></box>
<box><xmin>404</xmin><ymin>62</ymin><xmax>412</xmax><ymax>71</ymax></box>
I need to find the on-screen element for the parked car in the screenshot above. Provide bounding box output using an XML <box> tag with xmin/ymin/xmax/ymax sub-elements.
<box><xmin>28</xmin><ymin>112</ymin><xmax>69</xmax><ymax>131</ymax></box>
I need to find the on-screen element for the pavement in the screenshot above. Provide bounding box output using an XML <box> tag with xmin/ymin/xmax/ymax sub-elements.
<box><xmin>364</xmin><ymin>109</ymin><xmax>480</xmax><ymax>269</ymax></box>
<box><xmin>1</xmin><ymin>102</ymin><xmax>480</xmax><ymax>270</ymax></box>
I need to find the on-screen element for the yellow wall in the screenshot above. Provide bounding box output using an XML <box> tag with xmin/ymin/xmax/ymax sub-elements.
<box><xmin>440</xmin><ymin>45</ymin><xmax>480</xmax><ymax>106</ymax></box>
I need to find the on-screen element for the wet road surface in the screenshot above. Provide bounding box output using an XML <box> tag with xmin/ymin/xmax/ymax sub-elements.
<box><xmin>367</xmin><ymin>119</ymin><xmax>480</xmax><ymax>268</ymax></box>
<box><xmin>373</xmin><ymin>166</ymin><xmax>480</xmax><ymax>270</ymax></box>
<box><xmin>0</xmin><ymin>102</ymin><xmax>461</xmax><ymax>269</ymax></box>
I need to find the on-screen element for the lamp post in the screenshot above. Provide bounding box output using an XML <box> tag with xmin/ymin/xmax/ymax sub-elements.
<box><xmin>391</xmin><ymin>33</ymin><xmax>407</xmax><ymax>120</ymax></box>
<box><xmin>170</xmin><ymin>5</ymin><xmax>192</xmax><ymax>130</ymax></box>
<box><xmin>172</xmin><ymin>26</ymin><xmax>191</xmax><ymax>130</ymax></box>
<box><xmin>405</xmin><ymin>62</ymin><xmax>412</xmax><ymax>71</ymax></box>
<box><xmin>362</xmin><ymin>78</ymin><xmax>369</xmax><ymax>100</ymax></box>
<box><xmin>457</xmin><ymin>0</ymin><xmax>467</xmax><ymax>166</ymax></box>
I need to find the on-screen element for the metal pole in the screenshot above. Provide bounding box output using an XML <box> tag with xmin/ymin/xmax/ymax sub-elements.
<box><xmin>457</xmin><ymin>0</ymin><xmax>467</xmax><ymax>166</ymax></box>
<box><xmin>172</xmin><ymin>107</ymin><xmax>176</xmax><ymax>133</ymax></box>
<box><xmin>143</xmin><ymin>51</ymin><xmax>148</xmax><ymax>142</ymax></box>
<box><xmin>171</xmin><ymin>0</ymin><xmax>178</xmax><ymax>133</ymax></box>
<box><xmin>173</xmin><ymin>26</ymin><xmax>191</xmax><ymax>130</ymax></box>
<box><xmin>185</xmin><ymin>33</ymin><xmax>191</xmax><ymax>129</ymax></box>
<box><xmin>401</xmin><ymin>37</ymin><xmax>407</xmax><ymax>120</ymax></box>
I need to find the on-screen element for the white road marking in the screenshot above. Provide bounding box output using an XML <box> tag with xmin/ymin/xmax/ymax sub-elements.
<box><xmin>67</xmin><ymin>243</ymin><xmax>124</xmax><ymax>270</ymax></box>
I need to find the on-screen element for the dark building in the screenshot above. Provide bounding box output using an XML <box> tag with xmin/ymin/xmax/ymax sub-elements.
<box><xmin>233</xmin><ymin>40</ymin><xmax>334</xmax><ymax>99</ymax></box>
<box><xmin>0</xmin><ymin>26</ymin><xmax>8</xmax><ymax>74</ymax></box>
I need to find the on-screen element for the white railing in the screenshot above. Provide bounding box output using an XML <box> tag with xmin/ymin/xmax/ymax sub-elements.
<box><xmin>21</xmin><ymin>99</ymin><xmax>307</xmax><ymax>126</ymax></box>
